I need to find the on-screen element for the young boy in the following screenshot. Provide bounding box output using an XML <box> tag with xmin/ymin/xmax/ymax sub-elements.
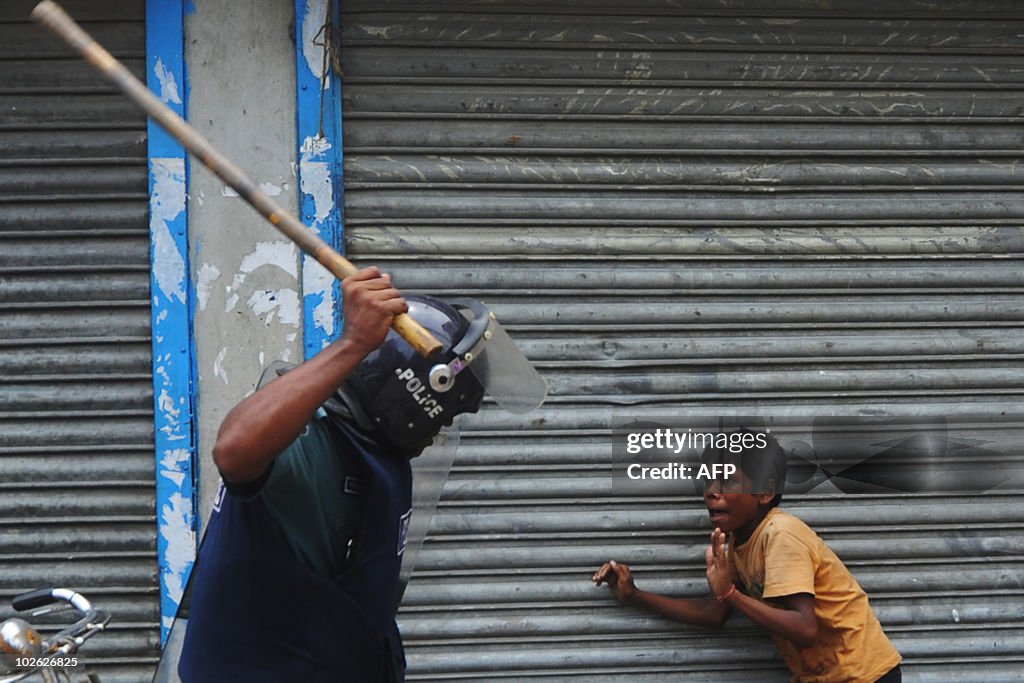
<box><xmin>593</xmin><ymin>429</ymin><xmax>902</xmax><ymax>682</ymax></box>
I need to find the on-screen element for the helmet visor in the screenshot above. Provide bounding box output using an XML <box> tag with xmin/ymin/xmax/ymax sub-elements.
<box><xmin>467</xmin><ymin>315</ymin><xmax>547</xmax><ymax>414</ymax></box>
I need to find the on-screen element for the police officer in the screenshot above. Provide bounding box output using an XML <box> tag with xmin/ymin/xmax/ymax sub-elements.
<box><xmin>178</xmin><ymin>267</ymin><xmax>486</xmax><ymax>682</ymax></box>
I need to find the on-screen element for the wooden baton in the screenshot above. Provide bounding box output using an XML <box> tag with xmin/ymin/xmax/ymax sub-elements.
<box><xmin>31</xmin><ymin>0</ymin><xmax>442</xmax><ymax>357</ymax></box>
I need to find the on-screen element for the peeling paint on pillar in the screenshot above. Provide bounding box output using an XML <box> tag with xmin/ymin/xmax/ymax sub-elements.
<box><xmin>148</xmin><ymin>0</ymin><xmax>197</xmax><ymax>645</ymax></box>
<box><xmin>150</xmin><ymin>155</ymin><xmax>196</xmax><ymax>644</ymax></box>
<box><xmin>151</xmin><ymin>160</ymin><xmax>188</xmax><ymax>306</ymax></box>
<box><xmin>296</xmin><ymin>0</ymin><xmax>344</xmax><ymax>358</ymax></box>
<box><xmin>218</xmin><ymin>241</ymin><xmax>303</xmax><ymax>358</ymax></box>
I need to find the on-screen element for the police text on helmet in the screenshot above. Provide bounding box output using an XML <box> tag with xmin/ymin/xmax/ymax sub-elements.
<box><xmin>394</xmin><ymin>368</ymin><xmax>444</xmax><ymax>418</ymax></box>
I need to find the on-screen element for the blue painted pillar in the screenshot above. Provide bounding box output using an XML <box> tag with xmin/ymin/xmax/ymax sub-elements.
<box><xmin>146</xmin><ymin>0</ymin><xmax>197</xmax><ymax>646</ymax></box>
<box><xmin>295</xmin><ymin>0</ymin><xmax>346</xmax><ymax>356</ymax></box>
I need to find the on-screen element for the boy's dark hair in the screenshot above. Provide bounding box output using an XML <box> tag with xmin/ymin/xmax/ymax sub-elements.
<box><xmin>701</xmin><ymin>428</ymin><xmax>787</xmax><ymax>509</ymax></box>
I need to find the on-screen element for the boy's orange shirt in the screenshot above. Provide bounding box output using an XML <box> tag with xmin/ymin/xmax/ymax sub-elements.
<box><xmin>729</xmin><ymin>508</ymin><xmax>901</xmax><ymax>683</ymax></box>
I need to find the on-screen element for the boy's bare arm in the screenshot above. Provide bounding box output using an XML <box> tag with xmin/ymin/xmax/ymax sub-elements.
<box><xmin>592</xmin><ymin>560</ymin><xmax>731</xmax><ymax>628</ymax></box>
<box><xmin>705</xmin><ymin>528</ymin><xmax>819</xmax><ymax>648</ymax></box>
<box><xmin>723</xmin><ymin>591</ymin><xmax>817</xmax><ymax>648</ymax></box>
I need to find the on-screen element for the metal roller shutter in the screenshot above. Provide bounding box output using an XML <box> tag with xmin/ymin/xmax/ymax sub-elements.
<box><xmin>0</xmin><ymin>1</ymin><xmax>159</xmax><ymax>680</ymax></box>
<box><xmin>338</xmin><ymin>1</ymin><xmax>1024</xmax><ymax>680</ymax></box>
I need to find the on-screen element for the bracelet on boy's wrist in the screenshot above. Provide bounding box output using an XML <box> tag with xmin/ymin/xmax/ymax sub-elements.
<box><xmin>717</xmin><ymin>584</ymin><xmax>737</xmax><ymax>602</ymax></box>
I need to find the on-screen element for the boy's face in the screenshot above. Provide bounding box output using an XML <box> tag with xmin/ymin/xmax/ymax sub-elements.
<box><xmin>702</xmin><ymin>468</ymin><xmax>776</xmax><ymax>539</ymax></box>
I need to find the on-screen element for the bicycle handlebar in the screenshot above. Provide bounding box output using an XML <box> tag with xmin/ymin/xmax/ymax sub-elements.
<box><xmin>11</xmin><ymin>589</ymin><xmax>60</xmax><ymax>613</ymax></box>
<box><xmin>1</xmin><ymin>588</ymin><xmax>107</xmax><ymax>682</ymax></box>
<box><xmin>14</xmin><ymin>588</ymin><xmax>93</xmax><ymax>617</ymax></box>
<box><xmin>11</xmin><ymin>588</ymin><xmax>105</xmax><ymax>649</ymax></box>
